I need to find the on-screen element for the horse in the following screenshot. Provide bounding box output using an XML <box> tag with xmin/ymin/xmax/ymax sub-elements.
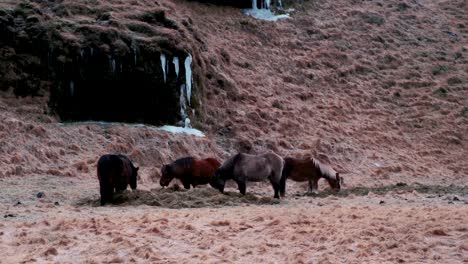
<box><xmin>210</xmin><ymin>152</ymin><xmax>285</xmax><ymax>198</ymax></box>
<box><xmin>160</xmin><ymin>157</ymin><xmax>221</xmax><ymax>189</ymax></box>
<box><xmin>281</xmin><ymin>157</ymin><xmax>342</xmax><ymax>196</ymax></box>
<box><xmin>97</xmin><ymin>154</ymin><xmax>139</xmax><ymax>205</ymax></box>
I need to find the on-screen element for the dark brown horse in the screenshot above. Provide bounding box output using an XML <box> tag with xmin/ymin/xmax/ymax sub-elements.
<box><xmin>160</xmin><ymin>157</ymin><xmax>221</xmax><ymax>189</ymax></box>
<box><xmin>97</xmin><ymin>154</ymin><xmax>139</xmax><ymax>205</ymax></box>
<box><xmin>281</xmin><ymin>157</ymin><xmax>342</xmax><ymax>196</ymax></box>
<box><xmin>210</xmin><ymin>152</ymin><xmax>285</xmax><ymax>198</ymax></box>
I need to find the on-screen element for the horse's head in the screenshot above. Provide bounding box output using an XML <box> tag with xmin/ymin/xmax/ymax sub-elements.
<box><xmin>130</xmin><ymin>167</ymin><xmax>139</xmax><ymax>190</ymax></box>
<box><xmin>209</xmin><ymin>169</ymin><xmax>226</xmax><ymax>193</ymax></box>
<box><xmin>327</xmin><ymin>173</ymin><xmax>342</xmax><ymax>192</ymax></box>
<box><xmin>160</xmin><ymin>164</ymin><xmax>174</xmax><ymax>187</ymax></box>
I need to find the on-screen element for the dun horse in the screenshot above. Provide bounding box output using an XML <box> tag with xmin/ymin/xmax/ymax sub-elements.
<box><xmin>281</xmin><ymin>157</ymin><xmax>342</xmax><ymax>196</ymax></box>
<box><xmin>160</xmin><ymin>157</ymin><xmax>221</xmax><ymax>189</ymax></box>
<box><xmin>210</xmin><ymin>152</ymin><xmax>284</xmax><ymax>198</ymax></box>
<box><xmin>97</xmin><ymin>154</ymin><xmax>139</xmax><ymax>205</ymax></box>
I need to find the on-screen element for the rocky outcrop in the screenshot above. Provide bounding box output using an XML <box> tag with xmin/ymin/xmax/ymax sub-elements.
<box><xmin>0</xmin><ymin>0</ymin><xmax>207</xmax><ymax>125</ymax></box>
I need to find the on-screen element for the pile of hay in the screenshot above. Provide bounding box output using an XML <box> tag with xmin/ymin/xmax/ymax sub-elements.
<box><xmin>78</xmin><ymin>185</ymin><xmax>280</xmax><ymax>208</ymax></box>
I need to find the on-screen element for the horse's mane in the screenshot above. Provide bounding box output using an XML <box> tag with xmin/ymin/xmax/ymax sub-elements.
<box><xmin>173</xmin><ymin>157</ymin><xmax>195</xmax><ymax>168</ymax></box>
<box><xmin>220</xmin><ymin>153</ymin><xmax>241</xmax><ymax>171</ymax></box>
<box><xmin>312</xmin><ymin>158</ymin><xmax>337</xmax><ymax>180</ymax></box>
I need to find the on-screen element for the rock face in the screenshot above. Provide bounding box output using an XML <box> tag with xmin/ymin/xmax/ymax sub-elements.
<box><xmin>0</xmin><ymin>0</ymin><xmax>205</xmax><ymax>125</ymax></box>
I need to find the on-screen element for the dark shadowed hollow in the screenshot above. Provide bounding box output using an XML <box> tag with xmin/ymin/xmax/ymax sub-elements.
<box><xmin>50</xmin><ymin>48</ymin><xmax>183</xmax><ymax>125</ymax></box>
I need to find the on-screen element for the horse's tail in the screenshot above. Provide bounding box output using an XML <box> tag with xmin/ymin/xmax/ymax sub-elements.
<box><xmin>97</xmin><ymin>155</ymin><xmax>113</xmax><ymax>182</ymax></box>
<box><xmin>279</xmin><ymin>158</ymin><xmax>290</xmax><ymax>197</ymax></box>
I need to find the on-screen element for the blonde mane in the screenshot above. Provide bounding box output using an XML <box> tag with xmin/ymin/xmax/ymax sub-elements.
<box><xmin>312</xmin><ymin>158</ymin><xmax>337</xmax><ymax>180</ymax></box>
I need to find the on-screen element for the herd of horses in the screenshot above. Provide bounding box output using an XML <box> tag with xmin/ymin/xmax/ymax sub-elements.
<box><xmin>97</xmin><ymin>153</ymin><xmax>343</xmax><ymax>205</ymax></box>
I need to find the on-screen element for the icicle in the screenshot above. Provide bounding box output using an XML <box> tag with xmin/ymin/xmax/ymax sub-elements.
<box><xmin>160</xmin><ymin>53</ymin><xmax>167</xmax><ymax>83</ymax></box>
<box><xmin>180</xmin><ymin>84</ymin><xmax>187</xmax><ymax>119</ymax></box>
<box><xmin>90</xmin><ymin>48</ymin><xmax>94</xmax><ymax>57</ymax></box>
<box><xmin>133</xmin><ymin>48</ymin><xmax>137</xmax><ymax>65</ymax></box>
<box><xmin>110</xmin><ymin>59</ymin><xmax>116</xmax><ymax>74</ymax></box>
<box><xmin>277</xmin><ymin>0</ymin><xmax>283</xmax><ymax>9</ymax></box>
<box><xmin>252</xmin><ymin>0</ymin><xmax>258</xmax><ymax>9</ymax></box>
<box><xmin>184</xmin><ymin>118</ymin><xmax>191</xmax><ymax>128</ymax></box>
<box><xmin>184</xmin><ymin>54</ymin><xmax>192</xmax><ymax>105</ymax></box>
<box><xmin>70</xmin><ymin>80</ymin><xmax>75</xmax><ymax>96</ymax></box>
<box><xmin>264</xmin><ymin>0</ymin><xmax>271</xmax><ymax>9</ymax></box>
<box><xmin>80</xmin><ymin>49</ymin><xmax>84</xmax><ymax>59</ymax></box>
<box><xmin>173</xmin><ymin>57</ymin><xmax>179</xmax><ymax>77</ymax></box>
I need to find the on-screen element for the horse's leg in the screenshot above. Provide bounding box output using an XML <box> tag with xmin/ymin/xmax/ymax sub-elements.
<box><xmin>100</xmin><ymin>185</ymin><xmax>107</xmax><ymax>206</ymax></box>
<box><xmin>311</xmin><ymin>179</ymin><xmax>319</xmax><ymax>194</ymax></box>
<box><xmin>307</xmin><ymin>178</ymin><xmax>319</xmax><ymax>194</ymax></box>
<box><xmin>101</xmin><ymin>185</ymin><xmax>113</xmax><ymax>205</ymax></box>
<box><xmin>236</xmin><ymin>180</ymin><xmax>246</xmax><ymax>195</ymax></box>
<box><xmin>279</xmin><ymin>172</ymin><xmax>287</xmax><ymax>197</ymax></box>
<box><xmin>269</xmin><ymin>174</ymin><xmax>281</xmax><ymax>199</ymax></box>
<box><xmin>271</xmin><ymin>181</ymin><xmax>280</xmax><ymax>199</ymax></box>
<box><xmin>181</xmin><ymin>178</ymin><xmax>191</xmax><ymax>189</ymax></box>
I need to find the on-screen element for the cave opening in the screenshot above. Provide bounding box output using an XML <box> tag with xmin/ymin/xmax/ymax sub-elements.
<box><xmin>50</xmin><ymin>48</ymin><xmax>184</xmax><ymax>126</ymax></box>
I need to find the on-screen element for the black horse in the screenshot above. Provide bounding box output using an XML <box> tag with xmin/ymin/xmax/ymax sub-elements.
<box><xmin>97</xmin><ymin>154</ymin><xmax>139</xmax><ymax>205</ymax></box>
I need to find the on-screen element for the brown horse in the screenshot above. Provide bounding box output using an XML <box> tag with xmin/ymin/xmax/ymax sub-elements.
<box><xmin>160</xmin><ymin>157</ymin><xmax>221</xmax><ymax>189</ymax></box>
<box><xmin>281</xmin><ymin>157</ymin><xmax>342</xmax><ymax>196</ymax></box>
<box><xmin>210</xmin><ymin>152</ymin><xmax>285</xmax><ymax>198</ymax></box>
<box><xmin>97</xmin><ymin>154</ymin><xmax>139</xmax><ymax>205</ymax></box>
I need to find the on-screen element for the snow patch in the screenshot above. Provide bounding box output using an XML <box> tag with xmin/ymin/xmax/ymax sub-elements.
<box><xmin>244</xmin><ymin>8</ymin><xmax>289</xmax><ymax>22</ymax></box>
<box><xmin>160</xmin><ymin>53</ymin><xmax>167</xmax><ymax>83</ymax></box>
<box><xmin>158</xmin><ymin>125</ymin><xmax>205</xmax><ymax>137</ymax></box>
<box><xmin>58</xmin><ymin>121</ymin><xmax>205</xmax><ymax>137</ymax></box>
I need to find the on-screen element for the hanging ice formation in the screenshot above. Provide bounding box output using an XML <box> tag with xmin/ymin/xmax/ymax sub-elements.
<box><xmin>173</xmin><ymin>57</ymin><xmax>179</xmax><ymax>77</ymax></box>
<box><xmin>180</xmin><ymin>84</ymin><xmax>187</xmax><ymax>120</ymax></box>
<box><xmin>184</xmin><ymin>117</ymin><xmax>191</xmax><ymax>129</ymax></box>
<box><xmin>178</xmin><ymin>54</ymin><xmax>194</xmax><ymax>124</ymax></box>
<box><xmin>110</xmin><ymin>58</ymin><xmax>116</xmax><ymax>74</ymax></box>
<box><xmin>160</xmin><ymin>53</ymin><xmax>167</xmax><ymax>83</ymax></box>
<box><xmin>70</xmin><ymin>80</ymin><xmax>75</xmax><ymax>96</ymax></box>
<box><xmin>244</xmin><ymin>0</ymin><xmax>290</xmax><ymax>22</ymax></box>
<box><xmin>184</xmin><ymin>54</ymin><xmax>192</xmax><ymax>106</ymax></box>
<box><xmin>133</xmin><ymin>47</ymin><xmax>137</xmax><ymax>65</ymax></box>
